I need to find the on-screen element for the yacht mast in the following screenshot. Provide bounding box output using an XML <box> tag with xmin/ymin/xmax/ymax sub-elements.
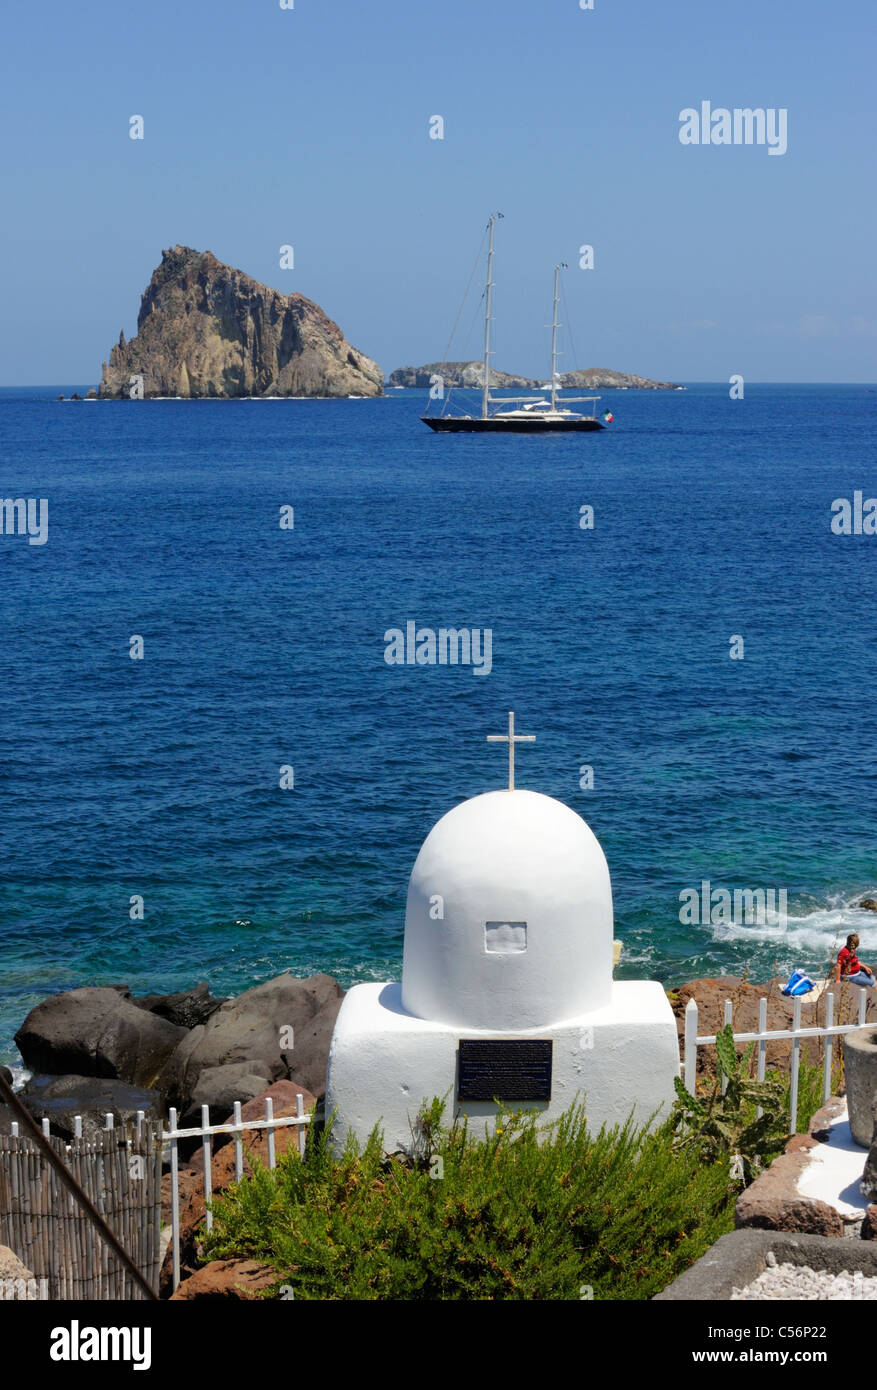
<box><xmin>481</xmin><ymin>215</ymin><xmax>498</xmax><ymax>420</ymax></box>
<box><xmin>550</xmin><ymin>264</ymin><xmax>561</xmax><ymax>411</ymax></box>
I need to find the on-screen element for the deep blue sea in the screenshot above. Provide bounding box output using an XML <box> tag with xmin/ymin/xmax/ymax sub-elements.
<box><xmin>1</xmin><ymin>383</ymin><xmax>876</xmax><ymax>1078</ymax></box>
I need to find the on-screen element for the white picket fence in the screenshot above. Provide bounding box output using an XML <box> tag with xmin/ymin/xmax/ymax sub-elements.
<box><xmin>4</xmin><ymin>1096</ymin><xmax>313</xmax><ymax>1296</ymax></box>
<box><xmin>683</xmin><ymin>986</ymin><xmax>869</xmax><ymax>1133</ymax></box>
<box><xmin>164</xmin><ymin>1096</ymin><xmax>312</xmax><ymax>1292</ymax></box>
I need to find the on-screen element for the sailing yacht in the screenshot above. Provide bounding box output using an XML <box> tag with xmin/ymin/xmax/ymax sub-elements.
<box><xmin>421</xmin><ymin>215</ymin><xmax>606</xmax><ymax>433</ymax></box>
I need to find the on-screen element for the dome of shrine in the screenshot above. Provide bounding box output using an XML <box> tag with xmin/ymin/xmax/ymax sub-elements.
<box><xmin>400</xmin><ymin>789</ymin><xmax>614</xmax><ymax>1030</ymax></box>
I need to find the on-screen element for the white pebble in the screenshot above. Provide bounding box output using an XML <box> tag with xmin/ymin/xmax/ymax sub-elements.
<box><xmin>731</xmin><ymin>1261</ymin><xmax>877</xmax><ymax>1300</ymax></box>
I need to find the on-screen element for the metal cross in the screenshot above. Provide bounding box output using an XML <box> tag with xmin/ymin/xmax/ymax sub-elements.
<box><xmin>487</xmin><ymin>711</ymin><xmax>535</xmax><ymax>791</ymax></box>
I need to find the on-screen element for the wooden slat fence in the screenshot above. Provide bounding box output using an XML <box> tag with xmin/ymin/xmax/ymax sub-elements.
<box><xmin>0</xmin><ymin>1120</ymin><xmax>162</xmax><ymax>1300</ymax></box>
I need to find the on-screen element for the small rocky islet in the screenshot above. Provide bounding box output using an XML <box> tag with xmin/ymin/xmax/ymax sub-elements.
<box><xmin>386</xmin><ymin>361</ymin><xmax>683</xmax><ymax>390</ymax></box>
<box><xmin>95</xmin><ymin>245</ymin><xmax>383</xmax><ymax>400</ymax></box>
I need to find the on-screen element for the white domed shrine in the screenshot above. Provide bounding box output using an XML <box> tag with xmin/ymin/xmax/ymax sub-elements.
<box><xmin>325</xmin><ymin>713</ymin><xmax>679</xmax><ymax>1153</ymax></box>
<box><xmin>401</xmin><ymin>789</ymin><xmax>614</xmax><ymax>1030</ymax></box>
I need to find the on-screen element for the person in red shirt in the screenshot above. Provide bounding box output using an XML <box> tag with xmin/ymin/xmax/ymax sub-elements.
<box><xmin>836</xmin><ymin>933</ymin><xmax>876</xmax><ymax>987</ymax></box>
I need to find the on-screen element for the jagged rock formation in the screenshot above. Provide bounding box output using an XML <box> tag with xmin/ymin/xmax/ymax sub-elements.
<box><xmin>99</xmin><ymin>246</ymin><xmax>383</xmax><ymax>398</ymax></box>
<box><xmin>387</xmin><ymin>361</ymin><xmax>682</xmax><ymax>390</ymax></box>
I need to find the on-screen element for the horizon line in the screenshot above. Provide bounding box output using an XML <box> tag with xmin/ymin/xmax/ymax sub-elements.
<box><xmin>1</xmin><ymin>380</ymin><xmax>876</xmax><ymax>390</ymax></box>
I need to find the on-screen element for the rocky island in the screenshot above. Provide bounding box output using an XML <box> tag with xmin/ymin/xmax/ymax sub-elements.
<box><xmin>98</xmin><ymin>246</ymin><xmax>383</xmax><ymax>399</ymax></box>
<box><xmin>387</xmin><ymin>362</ymin><xmax>683</xmax><ymax>390</ymax></box>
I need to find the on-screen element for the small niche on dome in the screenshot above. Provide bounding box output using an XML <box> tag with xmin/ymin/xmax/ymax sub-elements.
<box><xmin>484</xmin><ymin>920</ymin><xmax>527</xmax><ymax>954</ymax></box>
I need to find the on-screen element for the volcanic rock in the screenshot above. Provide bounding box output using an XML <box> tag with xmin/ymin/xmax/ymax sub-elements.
<box><xmin>158</xmin><ymin>972</ymin><xmax>343</xmax><ymax>1110</ymax></box>
<box><xmin>388</xmin><ymin>362</ymin><xmax>542</xmax><ymax>389</ymax></box>
<box><xmin>131</xmin><ymin>982</ymin><xmax>227</xmax><ymax>1031</ymax></box>
<box><xmin>169</xmin><ymin>1259</ymin><xmax>277</xmax><ymax>1300</ymax></box>
<box><xmin>98</xmin><ymin>245</ymin><xmax>383</xmax><ymax>399</ymax></box>
<box><xmin>14</xmin><ymin>987</ymin><xmax>186</xmax><ymax>1088</ymax></box>
<box><xmin>179</xmin><ymin>1063</ymin><xmax>274</xmax><ymax>1132</ymax></box>
<box><xmin>734</xmin><ymin>1151</ymin><xmax>844</xmax><ymax>1237</ymax></box>
<box><xmin>209</xmin><ymin>1078</ymin><xmax>318</xmax><ymax>1154</ymax></box>
<box><xmin>19</xmin><ymin>1074</ymin><xmax>162</xmax><ymax>1141</ymax></box>
<box><xmin>559</xmin><ymin>367</ymin><xmax>682</xmax><ymax>390</ymax></box>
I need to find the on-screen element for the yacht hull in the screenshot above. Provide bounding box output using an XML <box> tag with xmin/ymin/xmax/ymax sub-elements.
<box><xmin>421</xmin><ymin>415</ymin><xmax>604</xmax><ymax>433</ymax></box>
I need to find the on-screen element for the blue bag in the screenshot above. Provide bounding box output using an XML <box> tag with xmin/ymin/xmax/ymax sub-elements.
<box><xmin>782</xmin><ymin>970</ymin><xmax>814</xmax><ymax>997</ymax></box>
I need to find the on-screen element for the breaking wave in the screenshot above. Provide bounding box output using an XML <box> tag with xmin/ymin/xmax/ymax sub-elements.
<box><xmin>707</xmin><ymin>890</ymin><xmax>877</xmax><ymax>967</ymax></box>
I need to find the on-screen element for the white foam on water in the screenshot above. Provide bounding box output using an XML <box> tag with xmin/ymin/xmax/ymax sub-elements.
<box><xmin>707</xmin><ymin>890</ymin><xmax>877</xmax><ymax>962</ymax></box>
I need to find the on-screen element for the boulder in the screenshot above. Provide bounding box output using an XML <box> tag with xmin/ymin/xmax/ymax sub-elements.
<box><xmin>159</xmin><ymin>972</ymin><xmax>343</xmax><ymax>1110</ymax></box>
<box><xmin>0</xmin><ymin>1066</ymin><xmax>17</xmax><ymax>1137</ymax></box>
<box><xmin>169</xmin><ymin>1259</ymin><xmax>277</xmax><ymax>1300</ymax></box>
<box><xmin>131</xmin><ymin>982</ymin><xmax>226</xmax><ymax>1031</ymax></box>
<box><xmin>178</xmin><ymin>1063</ymin><xmax>273</xmax><ymax>1133</ymax></box>
<box><xmin>19</xmin><ymin>1074</ymin><xmax>161</xmax><ymax>1141</ymax></box>
<box><xmin>860</xmin><ymin>899</ymin><xmax>877</xmax><ymax>912</ymax></box>
<box><xmin>209</xmin><ymin>1079</ymin><xmax>317</xmax><ymax>1154</ymax></box>
<box><xmin>861</xmin><ymin>1206</ymin><xmax>877</xmax><ymax>1240</ymax></box>
<box><xmin>734</xmin><ymin>1150</ymin><xmax>844</xmax><ymax>1237</ymax></box>
<box><xmin>14</xmin><ymin>987</ymin><xmax>186</xmax><ymax>1088</ymax></box>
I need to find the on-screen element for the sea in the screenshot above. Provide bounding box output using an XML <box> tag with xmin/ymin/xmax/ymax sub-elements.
<box><xmin>1</xmin><ymin>382</ymin><xmax>876</xmax><ymax>1079</ymax></box>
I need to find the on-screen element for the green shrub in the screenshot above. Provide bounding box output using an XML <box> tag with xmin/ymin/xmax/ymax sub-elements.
<box><xmin>667</xmin><ymin>1025</ymin><xmax>788</xmax><ymax>1184</ymax></box>
<box><xmin>669</xmin><ymin>1028</ymin><xmax>841</xmax><ymax>1183</ymax></box>
<box><xmin>201</xmin><ymin>1099</ymin><xmax>736</xmax><ymax>1300</ymax></box>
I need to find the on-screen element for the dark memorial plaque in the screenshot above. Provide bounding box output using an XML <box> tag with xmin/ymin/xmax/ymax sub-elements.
<box><xmin>457</xmin><ymin>1039</ymin><xmax>553</xmax><ymax>1102</ymax></box>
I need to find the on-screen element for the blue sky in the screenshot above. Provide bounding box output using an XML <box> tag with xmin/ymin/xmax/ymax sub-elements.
<box><xmin>1</xmin><ymin>0</ymin><xmax>874</xmax><ymax>383</ymax></box>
